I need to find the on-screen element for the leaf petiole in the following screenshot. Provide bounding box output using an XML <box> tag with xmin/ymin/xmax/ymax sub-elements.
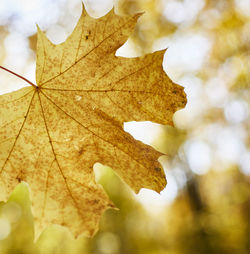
<box><xmin>0</xmin><ymin>66</ymin><xmax>37</xmax><ymax>88</ymax></box>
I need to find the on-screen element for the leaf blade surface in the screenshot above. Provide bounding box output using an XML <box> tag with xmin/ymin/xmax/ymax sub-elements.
<box><xmin>0</xmin><ymin>5</ymin><xmax>186</xmax><ymax>238</ymax></box>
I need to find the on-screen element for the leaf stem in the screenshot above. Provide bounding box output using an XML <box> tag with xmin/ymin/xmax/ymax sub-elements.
<box><xmin>0</xmin><ymin>66</ymin><xmax>37</xmax><ymax>88</ymax></box>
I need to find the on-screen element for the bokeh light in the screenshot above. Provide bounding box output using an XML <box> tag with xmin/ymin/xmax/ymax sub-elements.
<box><xmin>0</xmin><ymin>218</ymin><xmax>11</xmax><ymax>240</ymax></box>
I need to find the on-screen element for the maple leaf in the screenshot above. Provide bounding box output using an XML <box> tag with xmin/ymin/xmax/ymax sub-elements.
<box><xmin>0</xmin><ymin>6</ymin><xmax>186</xmax><ymax>238</ymax></box>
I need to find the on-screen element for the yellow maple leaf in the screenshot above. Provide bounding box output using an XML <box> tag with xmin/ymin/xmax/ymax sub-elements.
<box><xmin>0</xmin><ymin>6</ymin><xmax>186</xmax><ymax>239</ymax></box>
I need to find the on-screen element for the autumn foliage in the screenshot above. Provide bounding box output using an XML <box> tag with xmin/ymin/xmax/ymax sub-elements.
<box><xmin>0</xmin><ymin>5</ymin><xmax>186</xmax><ymax>239</ymax></box>
<box><xmin>0</xmin><ymin>0</ymin><xmax>249</xmax><ymax>253</ymax></box>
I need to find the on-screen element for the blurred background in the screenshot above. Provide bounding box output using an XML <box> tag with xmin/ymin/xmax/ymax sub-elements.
<box><xmin>0</xmin><ymin>0</ymin><xmax>250</xmax><ymax>253</ymax></box>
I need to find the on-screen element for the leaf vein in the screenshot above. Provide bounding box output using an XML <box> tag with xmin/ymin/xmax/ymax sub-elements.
<box><xmin>0</xmin><ymin>90</ymin><xmax>36</xmax><ymax>175</ymax></box>
<box><xmin>39</xmin><ymin>16</ymin><xmax>137</xmax><ymax>87</ymax></box>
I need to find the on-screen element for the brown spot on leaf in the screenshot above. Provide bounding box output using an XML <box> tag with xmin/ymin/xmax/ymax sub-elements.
<box><xmin>155</xmin><ymin>167</ymin><xmax>162</xmax><ymax>172</ymax></box>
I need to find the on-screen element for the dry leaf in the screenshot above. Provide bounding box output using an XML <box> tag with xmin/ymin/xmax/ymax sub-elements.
<box><xmin>0</xmin><ymin>6</ymin><xmax>186</xmax><ymax>238</ymax></box>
